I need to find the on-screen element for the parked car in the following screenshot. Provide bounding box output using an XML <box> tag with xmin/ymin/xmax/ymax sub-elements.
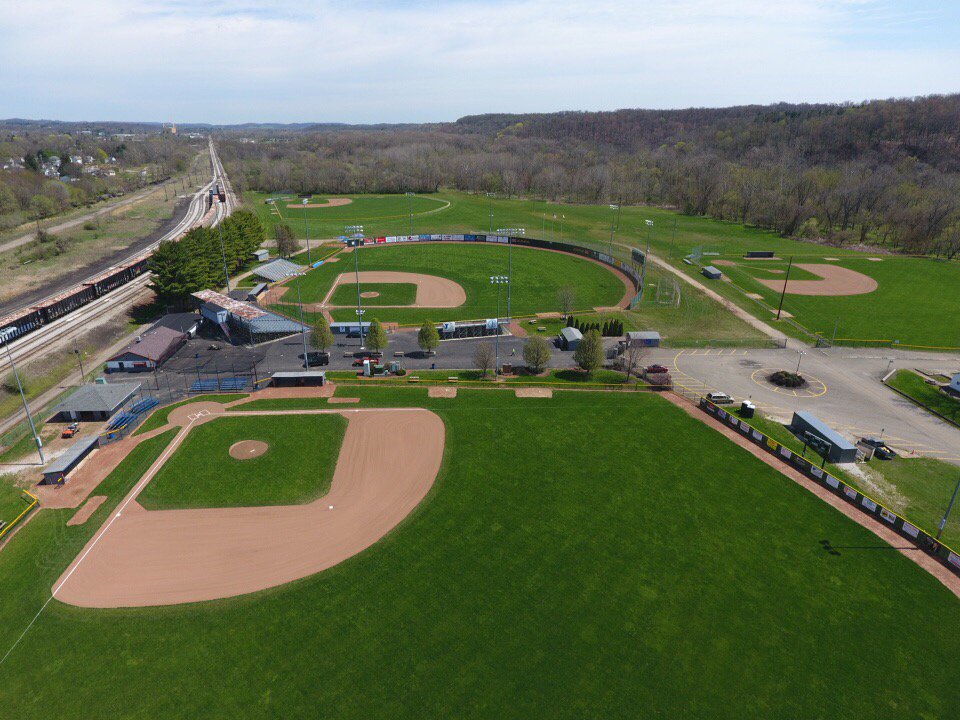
<box><xmin>645</xmin><ymin>364</ymin><xmax>669</xmax><ymax>375</ymax></box>
<box><xmin>706</xmin><ymin>391</ymin><xmax>733</xmax><ymax>404</ymax></box>
<box><xmin>61</xmin><ymin>422</ymin><xmax>80</xmax><ymax>439</ymax></box>
<box><xmin>352</xmin><ymin>356</ymin><xmax>379</xmax><ymax>367</ymax></box>
<box><xmin>306</xmin><ymin>351</ymin><xmax>329</xmax><ymax>367</ymax></box>
<box><xmin>860</xmin><ymin>437</ymin><xmax>898</xmax><ymax>460</ymax></box>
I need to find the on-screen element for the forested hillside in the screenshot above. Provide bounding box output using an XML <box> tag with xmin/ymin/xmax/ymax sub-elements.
<box><xmin>219</xmin><ymin>95</ymin><xmax>960</xmax><ymax>258</ymax></box>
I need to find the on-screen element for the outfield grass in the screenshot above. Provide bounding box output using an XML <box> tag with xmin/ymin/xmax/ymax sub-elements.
<box><xmin>328</xmin><ymin>282</ymin><xmax>417</xmax><ymax>306</ymax></box>
<box><xmin>250</xmin><ymin>192</ymin><xmax>449</xmax><ymax>236</ymax></box>
<box><xmin>138</xmin><ymin>414</ymin><xmax>347</xmax><ymax>510</ymax></box>
<box><xmin>887</xmin><ymin>370</ymin><xmax>960</xmax><ymax>425</ymax></box>
<box><xmin>272</xmin><ymin>242</ymin><xmax>625</xmax><ymax>325</ymax></box>
<box><xmin>2</xmin><ymin>389</ymin><xmax>960</xmax><ymax>717</ymax></box>
<box><xmin>745</xmin><ymin>411</ymin><xmax>960</xmax><ymax>547</ymax></box>
<box><xmin>0</xmin><ymin>485</ymin><xmax>31</xmax><ymax>530</ymax></box>
<box><xmin>246</xmin><ymin>189</ymin><xmax>960</xmax><ymax>348</ymax></box>
<box><xmin>133</xmin><ymin>394</ymin><xmax>248</xmax><ymax>436</ymax></box>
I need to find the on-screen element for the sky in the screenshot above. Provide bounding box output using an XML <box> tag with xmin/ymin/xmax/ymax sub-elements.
<box><xmin>1</xmin><ymin>0</ymin><xmax>958</xmax><ymax>124</ymax></box>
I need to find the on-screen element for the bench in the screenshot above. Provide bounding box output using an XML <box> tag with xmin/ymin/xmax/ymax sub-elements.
<box><xmin>393</xmin><ymin>351</ymin><xmax>405</xmax><ymax>357</ymax></box>
<box><xmin>447</xmin><ymin>377</ymin><xmax>458</xmax><ymax>383</ymax></box>
<box><xmin>407</xmin><ymin>376</ymin><xmax>420</xmax><ymax>383</ymax></box>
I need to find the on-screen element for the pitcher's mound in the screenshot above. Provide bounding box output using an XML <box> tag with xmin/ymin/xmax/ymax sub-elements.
<box><xmin>360</xmin><ymin>291</ymin><xmax>379</xmax><ymax>298</ymax></box>
<box><xmin>229</xmin><ymin>440</ymin><xmax>269</xmax><ymax>460</ymax></box>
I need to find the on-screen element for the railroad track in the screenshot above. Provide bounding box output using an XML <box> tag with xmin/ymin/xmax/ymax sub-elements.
<box><xmin>0</xmin><ymin>139</ymin><xmax>232</xmax><ymax>374</ymax></box>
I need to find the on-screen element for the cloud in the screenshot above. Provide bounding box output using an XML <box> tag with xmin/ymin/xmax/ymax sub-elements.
<box><xmin>0</xmin><ymin>0</ymin><xmax>957</xmax><ymax>123</ymax></box>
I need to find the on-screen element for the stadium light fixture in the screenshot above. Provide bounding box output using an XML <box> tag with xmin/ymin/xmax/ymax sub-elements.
<box><xmin>490</xmin><ymin>276</ymin><xmax>509</xmax><ymax>374</ymax></box>
<box><xmin>0</xmin><ymin>327</ymin><xmax>43</xmax><ymax>464</ymax></box>
<box><xmin>496</xmin><ymin>229</ymin><xmax>524</xmax><ymax>322</ymax></box>
<box><xmin>302</xmin><ymin>198</ymin><xmax>312</xmax><ymax>265</ymax></box>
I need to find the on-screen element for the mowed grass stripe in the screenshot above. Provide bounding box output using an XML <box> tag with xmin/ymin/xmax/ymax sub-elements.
<box><xmin>1</xmin><ymin>390</ymin><xmax>959</xmax><ymax>717</ymax></box>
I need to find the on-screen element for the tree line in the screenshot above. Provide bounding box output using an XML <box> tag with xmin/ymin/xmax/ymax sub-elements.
<box><xmin>217</xmin><ymin>95</ymin><xmax>960</xmax><ymax>259</ymax></box>
<box><xmin>148</xmin><ymin>209</ymin><xmax>265</xmax><ymax>309</ymax></box>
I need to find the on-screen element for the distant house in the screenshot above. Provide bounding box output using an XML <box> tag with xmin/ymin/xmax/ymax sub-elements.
<box><xmin>105</xmin><ymin>326</ymin><xmax>186</xmax><ymax>372</ymax></box>
<box><xmin>69</xmin><ymin>154</ymin><xmax>83</xmax><ymax>165</ymax></box>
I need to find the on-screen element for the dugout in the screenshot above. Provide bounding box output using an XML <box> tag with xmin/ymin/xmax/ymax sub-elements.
<box><xmin>41</xmin><ymin>435</ymin><xmax>99</xmax><ymax>484</ymax></box>
<box><xmin>271</xmin><ymin>371</ymin><xmax>326</xmax><ymax>387</ymax></box>
<box><xmin>701</xmin><ymin>266</ymin><xmax>722</xmax><ymax>280</ymax></box>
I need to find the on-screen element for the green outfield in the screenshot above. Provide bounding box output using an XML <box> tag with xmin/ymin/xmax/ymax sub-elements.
<box><xmin>273</xmin><ymin>241</ymin><xmax>626</xmax><ymax>325</ymax></box>
<box><xmin>137</xmin><ymin>414</ymin><xmax>347</xmax><ymax>509</ymax></box>
<box><xmin>328</xmin><ymin>282</ymin><xmax>417</xmax><ymax>306</ymax></box>
<box><xmin>887</xmin><ymin>370</ymin><xmax>960</xmax><ymax>425</ymax></box>
<box><xmin>1</xmin><ymin>388</ymin><xmax>959</xmax><ymax>717</ymax></box>
<box><xmin>250</xmin><ymin>192</ymin><xmax>449</xmax><ymax>236</ymax></box>
<box><xmin>246</xmin><ymin>189</ymin><xmax>960</xmax><ymax>348</ymax></box>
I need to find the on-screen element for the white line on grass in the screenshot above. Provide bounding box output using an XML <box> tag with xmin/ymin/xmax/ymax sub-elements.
<box><xmin>0</xmin><ymin>417</ymin><xmax>198</xmax><ymax>667</ymax></box>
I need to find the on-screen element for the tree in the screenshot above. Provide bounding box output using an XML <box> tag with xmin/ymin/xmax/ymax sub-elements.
<box><xmin>275</xmin><ymin>223</ymin><xmax>299</xmax><ymax>258</ymax></box>
<box><xmin>573</xmin><ymin>329</ymin><xmax>604</xmax><ymax>374</ymax></box>
<box><xmin>417</xmin><ymin>320</ymin><xmax>440</xmax><ymax>355</ymax></box>
<box><xmin>621</xmin><ymin>341</ymin><xmax>647</xmax><ymax>379</ymax></box>
<box><xmin>473</xmin><ymin>342</ymin><xmax>496</xmax><ymax>377</ymax></box>
<box><xmin>557</xmin><ymin>285</ymin><xmax>576</xmax><ymax>317</ymax></box>
<box><xmin>365</xmin><ymin>319</ymin><xmax>388</xmax><ymax>353</ymax></box>
<box><xmin>310</xmin><ymin>316</ymin><xmax>334</xmax><ymax>352</ymax></box>
<box><xmin>522</xmin><ymin>335</ymin><xmax>551</xmax><ymax>374</ymax></box>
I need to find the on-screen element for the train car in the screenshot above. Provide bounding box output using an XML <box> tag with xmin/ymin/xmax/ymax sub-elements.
<box><xmin>0</xmin><ymin>307</ymin><xmax>44</xmax><ymax>341</ymax></box>
<box><xmin>34</xmin><ymin>285</ymin><xmax>97</xmax><ymax>323</ymax></box>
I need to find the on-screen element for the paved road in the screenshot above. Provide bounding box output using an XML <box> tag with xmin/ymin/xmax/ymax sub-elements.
<box><xmin>663</xmin><ymin>345</ymin><xmax>960</xmax><ymax>464</ymax></box>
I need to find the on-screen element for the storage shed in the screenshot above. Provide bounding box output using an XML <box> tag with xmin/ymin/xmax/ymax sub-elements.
<box><xmin>41</xmin><ymin>435</ymin><xmax>99</xmax><ymax>485</ymax></box>
<box><xmin>626</xmin><ymin>330</ymin><xmax>661</xmax><ymax>348</ymax></box>
<box><xmin>788</xmin><ymin>411</ymin><xmax>858</xmax><ymax>464</ymax></box>
<box><xmin>253</xmin><ymin>249</ymin><xmax>270</xmax><ymax>262</ymax></box>
<box><xmin>702</xmin><ymin>266</ymin><xmax>723</xmax><ymax>280</ymax></box>
<box><xmin>558</xmin><ymin>326</ymin><xmax>583</xmax><ymax>350</ymax></box>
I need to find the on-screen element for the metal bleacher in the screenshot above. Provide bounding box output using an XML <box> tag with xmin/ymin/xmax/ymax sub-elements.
<box><xmin>101</xmin><ymin>396</ymin><xmax>161</xmax><ymax>439</ymax></box>
<box><xmin>189</xmin><ymin>377</ymin><xmax>249</xmax><ymax>393</ymax></box>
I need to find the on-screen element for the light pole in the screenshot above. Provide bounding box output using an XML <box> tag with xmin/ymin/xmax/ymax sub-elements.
<box><xmin>0</xmin><ymin>328</ymin><xmax>43</xmax><ymax>464</ymax></box>
<box><xmin>497</xmin><ymin>228</ymin><xmax>524</xmax><ymax>322</ymax></box>
<box><xmin>74</xmin><ymin>348</ymin><xmax>86</xmax><ymax>381</ymax></box>
<box><xmin>217</xmin><ymin>217</ymin><xmax>231</xmax><ymax>292</ymax></box>
<box><xmin>486</xmin><ymin>193</ymin><xmax>495</xmax><ymax>233</ymax></box>
<box><xmin>608</xmin><ymin>203</ymin><xmax>619</xmax><ymax>256</ymax></box>
<box><xmin>405</xmin><ymin>191</ymin><xmax>415</xmax><ymax>238</ymax></box>
<box><xmin>293</xmin><ymin>273</ymin><xmax>309</xmax><ymax>368</ymax></box>
<box><xmin>796</xmin><ymin>349</ymin><xmax>806</xmax><ymax>375</ymax></box>
<box><xmin>936</xmin><ymin>475</ymin><xmax>960</xmax><ymax>540</ymax></box>
<box><xmin>638</xmin><ymin>219</ymin><xmax>653</xmax><ymax>301</ymax></box>
<box><xmin>347</xmin><ymin>225</ymin><xmax>365</xmax><ymax>348</ymax></box>
<box><xmin>302</xmin><ymin>198</ymin><xmax>312</xmax><ymax>265</ymax></box>
<box><xmin>490</xmin><ymin>276</ymin><xmax>508</xmax><ymax>375</ymax></box>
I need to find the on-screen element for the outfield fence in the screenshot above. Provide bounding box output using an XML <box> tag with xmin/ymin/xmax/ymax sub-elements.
<box><xmin>698</xmin><ymin>398</ymin><xmax>960</xmax><ymax>578</ymax></box>
<box><xmin>0</xmin><ymin>489</ymin><xmax>38</xmax><ymax>544</ymax></box>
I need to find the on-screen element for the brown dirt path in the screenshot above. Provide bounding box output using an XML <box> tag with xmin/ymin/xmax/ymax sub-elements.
<box><xmin>67</xmin><ymin>496</ymin><xmax>107</xmax><ymax>526</ymax></box>
<box><xmin>756</xmin><ymin>263</ymin><xmax>878</xmax><ymax>296</ymax></box>
<box><xmin>53</xmin><ymin>408</ymin><xmax>445</xmax><ymax>607</ymax></box>
<box><xmin>663</xmin><ymin>392</ymin><xmax>960</xmax><ymax>599</ymax></box>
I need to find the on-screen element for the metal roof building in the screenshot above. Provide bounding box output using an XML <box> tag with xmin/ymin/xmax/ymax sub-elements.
<box><xmin>42</xmin><ymin>435</ymin><xmax>100</xmax><ymax>484</ymax></box>
<box><xmin>558</xmin><ymin>326</ymin><xmax>583</xmax><ymax>350</ymax></box>
<box><xmin>626</xmin><ymin>330</ymin><xmax>661</xmax><ymax>347</ymax></box>
<box><xmin>788</xmin><ymin>411</ymin><xmax>858</xmax><ymax>464</ymax></box>
<box><xmin>106</xmin><ymin>326</ymin><xmax>186</xmax><ymax>372</ymax></box>
<box><xmin>702</xmin><ymin>266</ymin><xmax>723</xmax><ymax>280</ymax></box>
<box><xmin>252</xmin><ymin>258</ymin><xmax>302</xmax><ymax>283</ymax></box>
<box><xmin>49</xmin><ymin>382</ymin><xmax>141</xmax><ymax>422</ymax></box>
<box><xmin>192</xmin><ymin>289</ymin><xmax>306</xmax><ymax>345</ymax></box>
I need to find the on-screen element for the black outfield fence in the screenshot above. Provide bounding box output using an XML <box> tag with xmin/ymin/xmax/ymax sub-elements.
<box><xmin>699</xmin><ymin>398</ymin><xmax>960</xmax><ymax>578</ymax></box>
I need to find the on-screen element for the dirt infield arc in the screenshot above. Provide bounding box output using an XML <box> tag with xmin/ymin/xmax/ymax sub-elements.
<box><xmin>318</xmin><ymin>270</ymin><xmax>467</xmax><ymax>309</ymax></box>
<box><xmin>53</xmin><ymin>408</ymin><xmax>445</xmax><ymax>608</ymax></box>
<box><xmin>756</xmin><ymin>263</ymin><xmax>878</xmax><ymax>296</ymax></box>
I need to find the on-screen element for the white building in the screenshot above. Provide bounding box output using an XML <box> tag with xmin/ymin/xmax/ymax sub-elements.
<box><xmin>949</xmin><ymin>372</ymin><xmax>960</xmax><ymax>396</ymax></box>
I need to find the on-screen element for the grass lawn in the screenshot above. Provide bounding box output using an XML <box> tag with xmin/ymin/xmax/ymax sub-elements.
<box><xmin>0</xmin><ymin>485</ymin><xmax>32</xmax><ymax>529</ymax></box>
<box><xmin>246</xmin><ymin>189</ymin><xmax>960</xmax><ymax>349</ymax></box>
<box><xmin>137</xmin><ymin>414</ymin><xmax>346</xmax><ymax>510</ymax></box>
<box><xmin>133</xmin><ymin>394</ymin><xmax>248</xmax><ymax>436</ymax></box>
<box><xmin>271</xmin><ymin>242</ymin><xmax>625</xmax><ymax>325</ymax></box>
<box><xmin>328</xmin><ymin>282</ymin><xmax>417</xmax><ymax>306</ymax></box>
<box><xmin>2</xmin><ymin>389</ymin><xmax>959</xmax><ymax>717</ymax></box>
<box><xmin>745</xmin><ymin>410</ymin><xmax>960</xmax><ymax>547</ymax></box>
<box><xmin>249</xmin><ymin>192</ymin><xmax>449</xmax><ymax>237</ymax></box>
<box><xmin>887</xmin><ymin>370</ymin><xmax>960</xmax><ymax>425</ymax></box>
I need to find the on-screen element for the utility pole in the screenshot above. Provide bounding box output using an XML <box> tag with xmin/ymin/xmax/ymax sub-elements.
<box><xmin>497</xmin><ymin>228</ymin><xmax>525</xmax><ymax>322</ymax></box>
<box><xmin>0</xmin><ymin>330</ymin><xmax>44</xmax><ymax>464</ymax></box>
<box><xmin>406</xmin><ymin>191</ymin><xmax>415</xmax><ymax>237</ymax></box>
<box><xmin>73</xmin><ymin>348</ymin><xmax>86</xmax><ymax>381</ymax></box>
<box><xmin>776</xmin><ymin>256</ymin><xmax>794</xmax><ymax>321</ymax></box>
<box><xmin>638</xmin><ymin>219</ymin><xmax>653</xmax><ymax>302</ymax></box>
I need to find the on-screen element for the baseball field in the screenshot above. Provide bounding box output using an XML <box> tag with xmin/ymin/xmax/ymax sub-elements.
<box><xmin>247</xmin><ymin>189</ymin><xmax>960</xmax><ymax>348</ymax></box>
<box><xmin>1</xmin><ymin>387</ymin><xmax>959</xmax><ymax>717</ymax></box>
